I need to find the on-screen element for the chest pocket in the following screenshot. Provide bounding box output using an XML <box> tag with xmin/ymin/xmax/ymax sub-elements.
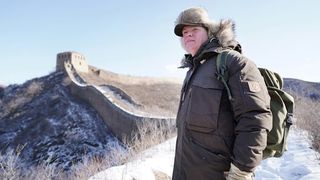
<box><xmin>186</xmin><ymin>76</ymin><xmax>224</xmax><ymax>133</ymax></box>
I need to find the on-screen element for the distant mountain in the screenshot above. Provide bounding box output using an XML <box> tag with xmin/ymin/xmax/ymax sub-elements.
<box><xmin>284</xmin><ymin>78</ymin><xmax>320</xmax><ymax>100</ymax></box>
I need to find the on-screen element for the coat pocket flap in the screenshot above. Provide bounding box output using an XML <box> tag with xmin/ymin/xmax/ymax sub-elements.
<box><xmin>192</xmin><ymin>77</ymin><xmax>224</xmax><ymax>89</ymax></box>
<box><xmin>187</xmin><ymin>123</ymin><xmax>215</xmax><ymax>133</ymax></box>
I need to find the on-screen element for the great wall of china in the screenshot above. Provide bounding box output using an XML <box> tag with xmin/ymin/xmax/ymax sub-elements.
<box><xmin>56</xmin><ymin>51</ymin><xmax>175</xmax><ymax>141</ymax></box>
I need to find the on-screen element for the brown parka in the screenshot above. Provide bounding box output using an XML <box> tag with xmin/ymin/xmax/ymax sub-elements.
<box><xmin>172</xmin><ymin>20</ymin><xmax>272</xmax><ymax>180</ymax></box>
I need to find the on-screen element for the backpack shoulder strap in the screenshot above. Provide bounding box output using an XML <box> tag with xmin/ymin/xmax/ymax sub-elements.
<box><xmin>216</xmin><ymin>50</ymin><xmax>233</xmax><ymax>101</ymax></box>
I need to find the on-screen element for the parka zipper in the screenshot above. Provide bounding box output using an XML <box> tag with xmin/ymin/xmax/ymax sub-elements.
<box><xmin>181</xmin><ymin>68</ymin><xmax>196</xmax><ymax>102</ymax></box>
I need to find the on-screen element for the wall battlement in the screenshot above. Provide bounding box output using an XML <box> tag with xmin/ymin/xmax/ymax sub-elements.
<box><xmin>56</xmin><ymin>51</ymin><xmax>88</xmax><ymax>73</ymax></box>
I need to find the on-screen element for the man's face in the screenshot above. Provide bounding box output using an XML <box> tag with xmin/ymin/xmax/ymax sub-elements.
<box><xmin>182</xmin><ymin>26</ymin><xmax>208</xmax><ymax>56</ymax></box>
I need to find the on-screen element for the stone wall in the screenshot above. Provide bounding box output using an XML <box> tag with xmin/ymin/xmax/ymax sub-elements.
<box><xmin>62</xmin><ymin>56</ymin><xmax>175</xmax><ymax>141</ymax></box>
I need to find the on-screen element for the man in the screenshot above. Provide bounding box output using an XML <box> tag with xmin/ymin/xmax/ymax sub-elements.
<box><xmin>172</xmin><ymin>7</ymin><xmax>272</xmax><ymax>180</ymax></box>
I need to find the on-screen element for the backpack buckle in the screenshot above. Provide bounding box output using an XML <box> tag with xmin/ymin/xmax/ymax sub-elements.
<box><xmin>286</xmin><ymin>113</ymin><xmax>294</xmax><ymax>126</ymax></box>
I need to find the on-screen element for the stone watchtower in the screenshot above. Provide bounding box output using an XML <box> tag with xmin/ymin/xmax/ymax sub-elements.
<box><xmin>56</xmin><ymin>51</ymin><xmax>88</xmax><ymax>73</ymax></box>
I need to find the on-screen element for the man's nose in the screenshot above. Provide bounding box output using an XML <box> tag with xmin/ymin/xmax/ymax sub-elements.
<box><xmin>185</xmin><ymin>31</ymin><xmax>193</xmax><ymax>37</ymax></box>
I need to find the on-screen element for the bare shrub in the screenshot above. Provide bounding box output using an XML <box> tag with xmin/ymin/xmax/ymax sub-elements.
<box><xmin>0</xmin><ymin>149</ymin><xmax>21</xmax><ymax>180</ymax></box>
<box><xmin>26</xmin><ymin>81</ymin><xmax>43</xmax><ymax>96</ymax></box>
<box><xmin>69</xmin><ymin>142</ymin><xmax>128</xmax><ymax>180</ymax></box>
<box><xmin>66</xmin><ymin>119</ymin><xmax>175</xmax><ymax>179</ymax></box>
<box><xmin>60</xmin><ymin>120</ymin><xmax>175</xmax><ymax>179</ymax></box>
<box><xmin>123</xmin><ymin>119</ymin><xmax>176</xmax><ymax>162</ymax></box>
<box><xmin>62</xmin><ymin>76</ymin><xmax>72</xmax><ymax>86</ymax></box>
<box><xmin>294</xmin><ymin>96</ymin><xmax>320</xmax><ymax>153</ymax></box>
<box><xmin>0</xmin><ymin>117</ymin><xmax>175</xmax><ymax>180</ymax></box>
<box><xmin>24</xmin><ymin>163</ymin><xmax>63</xmax><ymax>180</ymax></box>
<box><xmin>6</xmin><ymin>96</ymin><xmax>29</xmax><ymax>113</ymax></box>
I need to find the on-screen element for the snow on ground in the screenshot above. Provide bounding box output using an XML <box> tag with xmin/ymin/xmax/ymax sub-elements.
<box><xmin>255</xmin><ymin>128</ymin><xmax>320</xmax><ymax>180</ymax></box>
<box><xmin>90</xmin><ymin>128</ymin><xmax>320</xmax><ymax>180</ymax></box>
<box><xmin>89</xmin><ymin>137</ymin><xmax>176</xmax><ymax>180</ymax></box>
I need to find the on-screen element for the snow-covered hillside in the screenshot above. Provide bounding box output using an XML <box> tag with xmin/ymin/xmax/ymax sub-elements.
<box><xmin>0</xmin><ymin>72</ymin><xmax>123</xmax><ymax>171</ymax></box>
<box><xmin>90</xmin><ymin>128</ymin><xmax>320</xmax><ymax>180</ymax></box>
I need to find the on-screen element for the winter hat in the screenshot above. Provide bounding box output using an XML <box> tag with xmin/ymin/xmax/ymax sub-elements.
<box><xmin>174</xmin><ymin>7</ymin><xmax>219</xmax><ymax>37</ymax></box>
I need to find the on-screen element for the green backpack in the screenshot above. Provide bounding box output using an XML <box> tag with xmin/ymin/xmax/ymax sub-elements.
<box><xmin>216</xmin><ymin>50</ymin><xmax>295</xmax><ymax>159</ymax></box>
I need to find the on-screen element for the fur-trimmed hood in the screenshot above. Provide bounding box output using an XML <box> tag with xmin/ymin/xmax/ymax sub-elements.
<box><xmin>180</xmin><ymin>19</ymin><xmax>241</xmax><ymax>68</ymax></box>
<box><xmin>215</xmin><ymin>19</ymin><xmax>239</xmax><ymax>50</ymax></box>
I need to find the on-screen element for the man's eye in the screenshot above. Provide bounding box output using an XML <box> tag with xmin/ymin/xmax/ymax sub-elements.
<box><xmin>192</xmin><ymin>28</ymin><xmax>199</xmax><ymax>32</ymax></box>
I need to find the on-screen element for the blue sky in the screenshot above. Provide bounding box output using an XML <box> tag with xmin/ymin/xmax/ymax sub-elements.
<box><xmin>1</xmin><ymin>0</ymin><xmax>319</xmax><ymax>85</ymax></box>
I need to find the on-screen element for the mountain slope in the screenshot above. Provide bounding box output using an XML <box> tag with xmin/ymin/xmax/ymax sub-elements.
<box><xmin>284</xmin><ymin>78</ymin><xmax>320</xmax><ymax>100</ymax></box>
<box><xmin>0</xmin><ymin>71</ymin><xmax>123</xmax><ymax>170</ymax></box>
